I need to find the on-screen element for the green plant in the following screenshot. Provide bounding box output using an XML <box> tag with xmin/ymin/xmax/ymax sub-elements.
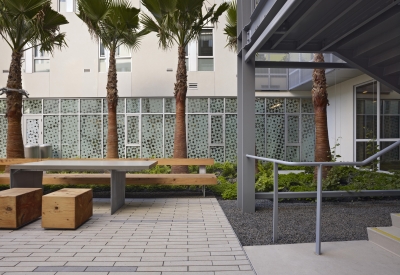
<box><xmin>221</xmin><ymin>183</ymin><xmax>237</xmax><ymax>200</ymax></box>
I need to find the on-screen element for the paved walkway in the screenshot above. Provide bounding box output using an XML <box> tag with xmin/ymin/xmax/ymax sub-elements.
<box><xmin>245</xmin><ymin>240</ymin><xmax>400</xmax><ymax>275</ymax></box>
<box><xmin>0</xmin><ymin>198</ymin><xmax>255</xmax><ymax>275</ymax></box>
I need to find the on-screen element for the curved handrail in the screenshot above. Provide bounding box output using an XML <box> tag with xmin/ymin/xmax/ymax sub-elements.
<box><xmin>244</xmin><ymin>139</ymin><xmax>400</xmax><ymax>255</ymax></box>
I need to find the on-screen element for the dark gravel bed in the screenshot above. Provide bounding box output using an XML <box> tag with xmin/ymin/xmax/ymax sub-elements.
<box><xmin>218</xmin><ymin>199</ymin><xmax>400</xmax><ymax>246</ymax></box>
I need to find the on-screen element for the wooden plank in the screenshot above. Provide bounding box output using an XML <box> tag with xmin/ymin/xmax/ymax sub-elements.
<box><xmin>0</xmin><ymin>173</ymin><xmax>218</xmax><ymax>185</ymax></box>
<box><xmin>0</xmin><ymin>158</ymin><xmax>215</xmax><ymax>166</ymax></box>
<box><xmin>42</xmin><ymin>188</ymin><xmax>92</xmax><ymax>229</ymax></box>
<box><xmin>0</xmin><ymin>188</ymin><xmax>42</xmax><ymax>229</ymax></box>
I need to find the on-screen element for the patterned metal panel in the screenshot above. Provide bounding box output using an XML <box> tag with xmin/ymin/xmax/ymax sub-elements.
<box><xmin>142</xmin><ymin>98</ymin><xmax>163</xmax><ymax>113</ymax></box>
<box><xmin>26</xmin><ymin>119</ymin><xmax>40</xmax><ymax>144</ymax></box>
<box><xmin>225</xmin><ymin>98</ymin><xmax>237</xmax><ymax>113</ymax></box>
<box><xmin>127</xmin><ymin>116</ymin><xmax>140</xmax><ymax>144</ymax></box>
<box><xmin>210</xmin><ymin>98</ymin><xmax>224</xmax><ymax>113</ymax></box>
<box><xmin>43</xmin><ymin>99</ymin><xmax>59</xmax><ymax>114</ymax></box>
<box><xmin>301</xmin><ymin>114</ymin><xmax>315</xmax><ymax>162</ymax></box>
<box><xmin>188</xmin><ymin>98</ymin><xmax>208</xmax><ymax>113</ymax></box>
<box><xmin>103</xmin><ymin>114</ymin><xmax>125</xmax><ymax>158</ymax></box>
<box><xmin>80</xmin><ymin>115</ymin><xmax>102</xmax><ymax>158</ymax></box>
<box><xmin>0</xmin><ymin>100</ymin><xmax>6</xmax><ymax>114</ymax></box>
<box><xmin>266</xmin><ymin>98</ymin><xmax>285</xmax><ymax>113</ymax></box>
<box><xmin>103</xmin><ymin>98</ymin><xmax>125</xmax><ymax>113</ymax></box>
<box><xmin>225</xmin><ymin>114</ymin><xmax>237</xmax><ymax>162</ymax></box>
<box><xmin>0</xmin><ymin>116</ymin><xmax>7</xmax><ymax>157</ymax></box>
<box><xmin>126</xmin><ymin>146</ymin><xmax>140</xmax><ymax>158</ymax></box>
<box><xmin>127</xmin><ymin>98</ymin><xmax>140</xmax><ymax>113</ymax></box>
<box><xmin>301</xmin><ymin>98</ymin><xmax>314</xmax><ymax>113</ymax></box>
<box><xmin>286</xmin><ymin>146</ymin><xmax>300</xmax><ymax>162</ymax></box>
<box><xmin>23</xmin><ymin>100</ymin><xmax>42</xmax><ymax>114</ymax></box>
<box><xmin>164</xmin><ymin>115</ymin><xmax>175</xmax><ymax>158</ymax></box>
<box><xmin>81</xmin><ymin>99</ymin><xmax>102</xmax><ymax>113</ymax></box>
<box><xmin>255</xmin><ymin>98</ymin><xmax>265</xmax><ymax>113</ymax></box>
<box><xmin>287</xmin><ymin>116</ymin><xmax>299</xmax><ymax>143</ymax></box>
<box><xmin>61</xmin><ymin>115</ymin><xmax>79</xmax><ymax>158</ymax></box>
<box><xmin>61</xmin><ymin>99</ymin><xmax>78</xmax><ymax>113</ymax></box>
<box><xmin>188</xmin><ymin>114</ymin><xmax>208</xmax><ymax>158</ymax></box>
<box><xmin>165</xmin><ymin>98</ymin><xmax>176</xmax><ymax>113</ymax></box>
<box><xmin>266</xmin><ymin>114</ymin><xmax>285</xmax><ymax>159</ymax></box>
<box><xmin>44</xmin><ymin>115</ymin><xmax>60</xmax><ymax>158</ymax></box>
<box><xmin>256</xmin><ymin>115</ymin><xmax>265</xmax><ymax>157</ymax></box>
<box><xmin>210</xmin><ymin>146</ymin><xmax>224</xmax><ymax>163</ymax></box>
<box><xmin>141</xmin><ymin>114</ymin><xmax>163</xmax><ymax>158</ymax></box>
<box><xmin>286</xmin><ymin>98</ymin><xmax>300</xmax><ymax>113</ymax></box>
<box><xmin>211</xmin><ymin>115</ymin><xmax>223</xmax><ymax>144</ymax></box>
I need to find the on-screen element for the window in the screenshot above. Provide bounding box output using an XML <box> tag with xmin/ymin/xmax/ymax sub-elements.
<box><xmin>99</xmin><ymin>42</ymin><xmax>131</xmax><ymax>73</ymax></box>
<box><xmin>59</xmin><ymin>0</ymin><xmax>75</xmax><ymax>12</ymax></box>
<box><xmin>34</xmin><ymin>47</ymin><xmax>50</xmax><ymax>72</ymax></box>
<box><xmin>355</xmin><ymin>81</ymin><xmax>400</xmax><ymax>171</ymax></box>
<box><xmin>198</xmin><ymin>29</ymin><xmax>214</xmax><ymax>71</ymax></box>
<box><xmin>185</xmin><ymin>44</ymin><xmax>189</xmax><ymax>71</ymax></box>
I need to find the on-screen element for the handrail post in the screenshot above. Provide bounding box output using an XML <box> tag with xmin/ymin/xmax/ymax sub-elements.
<box><xmin>316</xmin><ymin>164</ymin><xmax>323</xmax><ymax>255</ymax></box>
<box><xmin>273</xmin><ymin>162</ymin><xmax>279</xmax><ymax>243</ymax></box>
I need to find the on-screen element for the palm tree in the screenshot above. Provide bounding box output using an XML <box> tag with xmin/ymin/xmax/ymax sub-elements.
<box><xmin>312</xmin><ymin>53</ymin><xmax>331</xmax><ymax>179</ymax></box>
<box><xmin>0</xmin><ymin>0</ymin><xmax>68</xmax><ymax>158</ymax></box>
<box><xmin>77</xmin><ymin>0</ymin><xmax>147</xmax><ymax>158</ymax></box>
<box><xmin>141</xmin><ymin>0</ymin><xmax>228</xmax><ymax>173</ymax></box>
<box><xmin>223</xmin><ymin>0</ymin><xmax>237</xmax><ymax>52</ymax></box>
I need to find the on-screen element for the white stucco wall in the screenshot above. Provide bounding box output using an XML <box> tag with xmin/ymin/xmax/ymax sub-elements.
<box><xmin>0</xmin><ymin>0</ymin><xmax>236</xmax><ymax>99</ymax></box>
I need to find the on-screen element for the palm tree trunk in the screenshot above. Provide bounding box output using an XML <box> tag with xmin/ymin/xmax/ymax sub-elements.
<box><xmin>6</xmin><ymin>51</ymin><xmax>24</xmax><ymax>158</ymax></box>
<box><xmin>106</xmin><ymin>47</ymin><xmax>119</xmax><ymax>159</ymax></box>
<box><xmin>171</xmin><ymin>46</ymin><xmax>188</xmax><ymax>174</ymax></box>
<box><xmin>312</xmin><ymin>53</ymin><xmax>331</xmax><ymax>179</ymax></box>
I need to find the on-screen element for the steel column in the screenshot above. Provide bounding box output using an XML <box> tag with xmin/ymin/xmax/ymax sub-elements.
<box><xmin>315</xmin><ymin>164</ymin><xmax>323</xmax><ymax>255</ymax></box>
<box><xmin>273</xmin><ymin>162</ymin><xmax>279</xmax><ymax>242</ymax></box>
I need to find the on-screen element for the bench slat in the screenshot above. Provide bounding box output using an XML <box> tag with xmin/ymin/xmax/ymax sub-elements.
<box><xmin>0</xmin><ymin>173</ymin><xmax>217</xmax><ymax>186</ymax></box>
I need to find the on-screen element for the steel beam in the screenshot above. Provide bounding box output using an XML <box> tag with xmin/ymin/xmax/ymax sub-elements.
<box><xmin>296</xmin><ymin>0</ymin><xmax>362</xmax><ymax>50</ymax></box>
<box><xmin>384</xmin><ymin>62</ymin><xmax>400</xmax><ymax>76</ymax></box>
<box><xmin>369</xmin><ymin>46</ymin><xmax>400</xmax><ymax>67</ymax></box>
<box><xmin>354</xmin><ymin>28</ymin><xmax>400</xmax><ymax>58</ymax></box>
<box><xmin>321</xmin><ymin>1</ymin><xmax>400</xmax><ymax>51</ymax></box>
<box><xmin>335</xmin><ymin>49</ymin><xmax>400</xmax><ymax>93</ymax></box>
<box><xmin>255</xmin><ymin>61</ymin><xmax>351</xmax><ymax>69</ymax></box>
<box><xmin>260</xmin><ymin>41</ymin><xmax>324</xmax><ymax>53</ymax></box>
<box><xmin>325</xmin><ymin>4</ymin><xmax>400</xmax><ymax>51</ymax></box>
<box><xmin>271</xmin><ymin>0</ymin><xmax>322</xmax><ymax>49</ymax></box>
<box><xmin>245</xmin><ymin>0</ymin><xmax>302</xmax><ymax>62</ymax></box>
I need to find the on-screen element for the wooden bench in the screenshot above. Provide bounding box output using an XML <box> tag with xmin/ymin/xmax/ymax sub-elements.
<box><xmin>42</xmin><ymin>188</ymin><xmax>93</xmax><ymax>229</ymax></box>
<box><xmin>0</xmin><ymin>188</ymin><xmax>42</xmax><ymax>229</ymax></box>
<box><xmin>0</xmin><ymin>158</ymin><xmax>217</xmax><ymax>197</ymax></box>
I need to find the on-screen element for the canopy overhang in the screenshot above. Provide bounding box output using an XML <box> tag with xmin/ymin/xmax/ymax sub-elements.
<box><xmin>243</xmin><ymin>0</ymin><xmax>400</xmax><ymax>93</ymax></box>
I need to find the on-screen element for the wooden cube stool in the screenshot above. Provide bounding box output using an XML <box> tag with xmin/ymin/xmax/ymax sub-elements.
<box><xmin>42</xmin><ymin>188</ymin><xmax>93</xmax><ymax>229</ymax></box>
<box><xmin>0</xmin><ymin>188</ymin><xmax>42</xmax><ymax>229</ymax></box>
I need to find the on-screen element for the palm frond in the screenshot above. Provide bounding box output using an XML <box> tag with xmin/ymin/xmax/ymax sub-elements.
<box><xmin>223</xmin><ymin>0</ymin><xmax>237</xmax><ymax>52</ymax></box>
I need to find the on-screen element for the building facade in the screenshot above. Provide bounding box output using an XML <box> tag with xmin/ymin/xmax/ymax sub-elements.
<box><xmin>0</xmin><ymin>0</ymin><xmax>399</xmax><ymax>171</ymax></box>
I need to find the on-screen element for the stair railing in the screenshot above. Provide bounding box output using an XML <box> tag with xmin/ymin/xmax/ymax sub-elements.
<box><xmin>246</xmin><ymin>139</ymin><xmax>400</xmax><ymax>255</ymax></box>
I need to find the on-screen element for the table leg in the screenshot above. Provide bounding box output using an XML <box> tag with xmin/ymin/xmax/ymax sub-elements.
<box><xmin>10</xmin><ymin>169</ymin><xmax>43</xmax><ymax>188</ymax></box>
<box><xmin>110</xmin><ymin>170</ymin><xmax>126</xmax><ymax>214</ymax></box>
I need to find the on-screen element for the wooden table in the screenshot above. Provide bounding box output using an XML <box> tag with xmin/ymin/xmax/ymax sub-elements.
<box><xmin>10</xmin><ymin>160</ymin><xmax>157</xmax><ymax>214</ymax></box>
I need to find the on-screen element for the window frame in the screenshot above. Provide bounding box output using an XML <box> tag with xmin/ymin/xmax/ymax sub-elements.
<box><xmin>197</xmin><ymin>28</ymin><xmax>214</xmax><ymax>72</ymax></box>
<box><xmin>33</xmin><ymin>47</ymin><xmax>50</xmax><ymax>73</ymax></box>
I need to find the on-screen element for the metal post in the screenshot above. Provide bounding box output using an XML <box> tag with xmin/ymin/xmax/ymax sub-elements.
<box><xmin>273</xmin><ymin>162</ymin><xmax>279</xmax><ymax>242</ymax></box>
<box><xmin>237</xmin><ymin>0</ymin><xmax>256</xmax><ymax>213</ymax></box>
<box><xmin>316</xmin><ymin>164</ymin><xmax>323</xmax><ymax>255</ymax></box>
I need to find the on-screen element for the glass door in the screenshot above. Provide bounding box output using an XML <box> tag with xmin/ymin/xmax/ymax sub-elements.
<box><xmin>23</xmin><ymin>115</ymin><xmax>43</xmax><ymax>145</ymax></box>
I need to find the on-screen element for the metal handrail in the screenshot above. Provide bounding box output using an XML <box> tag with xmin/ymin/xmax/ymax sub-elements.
<box><xmin>246</xmin><ymin>139</ymin><xmax>400</xmax><ymax>255</ymax></box>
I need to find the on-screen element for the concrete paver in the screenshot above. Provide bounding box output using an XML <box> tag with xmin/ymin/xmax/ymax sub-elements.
<box><xmin>0</xmin><ymin>198</ymin><xmax>255</xmax><ymax>274</ymax></box>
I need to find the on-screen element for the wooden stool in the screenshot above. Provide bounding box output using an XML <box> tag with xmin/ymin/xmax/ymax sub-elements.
<box><xmin>0</xmin><ymin>188</ymin><xmax>42</xmax><ymax>229</ymax></box>
<box><xmin>42</xmin><ymin>188</ymin><xmax>93</xmax><ymax>229</ymax></box>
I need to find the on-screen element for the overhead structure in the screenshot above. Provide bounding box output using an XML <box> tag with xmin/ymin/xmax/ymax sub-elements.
<box><xmin>237</xmin><ymin>0</ymin><xmax>400</xmax><ymax>213</ymax></box>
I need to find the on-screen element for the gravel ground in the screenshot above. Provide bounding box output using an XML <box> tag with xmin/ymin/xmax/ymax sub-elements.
<box><xmin>218</xmin><ymin>199</ymin><xmax>400</xmax><ymax>246</ymax></box>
